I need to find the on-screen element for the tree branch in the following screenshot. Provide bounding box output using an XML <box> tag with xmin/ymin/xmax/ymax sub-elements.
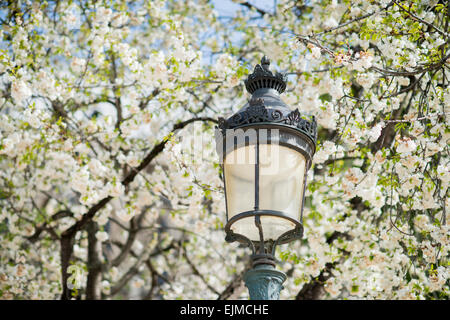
<box><xmin>183</xmin><ymin>247</ymin><xmax>220</xmax><ymax>295</ymax></box>
<box><xmin>110</xmin><ymin>208</ymin><xmax>147</xmax><ymax>268</ymax></box>
<box><xmin>392</xmin><ymin>0</ymin><xmax>449</xmax><ymax>38</ymax></box>
<box><xmin>240</xmin><ymin>2</ymin><xmax>273</xmax><ymax>16</ymax></box>
<box><xmin>315</xmin><ymin>1</ymin><xmax>394</xmax><ymax>36</ymax></box>
<box><xmin>216</xmin><ymin>263</ymin><xmax>250</xmax><ymax>300</ymax></box>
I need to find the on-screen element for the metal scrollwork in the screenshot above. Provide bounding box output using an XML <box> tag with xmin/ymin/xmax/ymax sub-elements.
<box><xmin>225</xmin><ymin>230</ymin><xmax>256</xmax><ymax>254</ymax></box>
<box><xmin>286</xmin><ymin>109</ymin><xmax>301</xmax><ymax>124</ymax></box>
<box><xmin>218</xmin><ymin>104</ymin><xmax>317</xmax><ymax>145</ymax></box>
<box><xmin>270</xmin><ymin>109</ymin><xmax>283</xmax><ymax>121</ymax></box>
<box><xmin>274</xmin><ymin>226</ymin><xmax>304</xmax><ymax>248</ymax></box>
<box><xmin>247</xmin><ymin>105</ymin><xmax>268</xmax><ymax>122</ymax></box>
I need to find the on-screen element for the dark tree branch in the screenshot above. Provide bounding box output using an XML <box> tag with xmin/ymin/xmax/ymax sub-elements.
<box><xmin>296</xmin><ymin>262</ymin><xmax>336</xmax><ymax>300</ymax></box>
<box><xmin>107</xmin><ymin>239</ymin><xmax>178</xmax><ymax>298</ymax></box>
<box><xmin>392</xmin><ymin>0</ymin><xmax>449</xmax><ymax>37</ymax></box>
<box><xmin>183</xmin><ymin>247</ymin><xmax>220</xmax><ymax>295</ymax></box>
<box><xmin>109</xmin><ymin>52</ymin><xmax>123</xmax><ymax>131</ymax></box>
<box><xmin>217</xmin><ymin>260</ymin><xmax>251</xmax><ymax>300</ymax></box>
<box><xmin>26</xmin><ymin>209</ymin><xmax>73</xmax><ymax>243</ymax></box>
<box><xmin>110</xmin><ymin>208</ymin><xmax>147</xmax><ymax>268</ymax></box>
<box><xmin>240</xmin><ymin>2</ymin><xmax>273</xmax><ymax>16</ymax></box>
<box><xmin>315</xmin><ymin>1</ymin><xmax>394</xmax><ymax>36</ymax></box>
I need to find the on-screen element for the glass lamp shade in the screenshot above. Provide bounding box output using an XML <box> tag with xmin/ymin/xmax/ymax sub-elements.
<box><xmin>224</xmin><ymin>142</ymin><xmax>306</xmax><ymax>242</ymax></box>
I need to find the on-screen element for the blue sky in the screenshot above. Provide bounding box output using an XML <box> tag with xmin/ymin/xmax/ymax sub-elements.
<box><xmin>202</xmin><ymin>0</ymin><xmax>280</xmax><ymax>68</ymax></box>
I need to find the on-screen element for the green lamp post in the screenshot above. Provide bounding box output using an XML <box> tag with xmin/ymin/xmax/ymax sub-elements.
<box><xmin>215</xmin><ymin>56</ymin><xmax>317</xmax><ymax>300</ymax></box>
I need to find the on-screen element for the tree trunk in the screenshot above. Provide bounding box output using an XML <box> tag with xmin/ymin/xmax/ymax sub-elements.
<box><xmin>86</xmin><ymin>221</ymin><xmax>103</xmax><ymax>300</ymax></box>
<box><xmin>60</xmin><ymin>235</ymin><xmax>74</xmax><ymax>300</ymax></box>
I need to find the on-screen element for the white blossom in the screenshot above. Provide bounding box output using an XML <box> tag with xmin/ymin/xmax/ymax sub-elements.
<box><xmin>397</xmin><ymin>137</ymin><xmax>417</xmax><ymax>154</ymax></box>
<box><xmin>95</xmin><ymin>231</ymin><xmax>109</xmax><ymax>242</ymax></box>
<box><xmin>70</xmin><ymin>57</ymin><xmax>86</xmax><ymax>73</ymax></box>
<box><xmin>11</xmin><ymin>79</ymin><xmax>32</xmax><ymax>104</ymax></box>
<box><xmin>368</xmin><ymin>122</ymin><xmax>384</xmax><ymax>142</ymax></box>
<box><xmin>310</xmin><ymin>46</ymin><xmax>321</xmax><ymax>60</ymax></box>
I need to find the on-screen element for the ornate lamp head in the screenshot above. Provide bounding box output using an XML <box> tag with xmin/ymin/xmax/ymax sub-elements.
<box><xmin>215</xmin><ymin>56</ymin><xmax>317</xmax><ymax>267</ymax></box>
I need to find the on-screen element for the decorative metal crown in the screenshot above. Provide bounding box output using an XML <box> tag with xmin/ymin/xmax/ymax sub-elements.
<box><xmin>244</xmin><ymin>56</ymin><xmax>287</xmax><ymax>94</ymax></box>
<box><xmin>217</xmin><ymin>56</ymin><xmax>317</xmax><ymax>151</ymax></box>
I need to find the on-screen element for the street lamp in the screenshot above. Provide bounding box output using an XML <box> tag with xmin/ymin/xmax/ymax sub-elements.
<box><xmin>215</xmin><ymin>56</ymin><xmax>317</xmax><ymax>300</ymax></box>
